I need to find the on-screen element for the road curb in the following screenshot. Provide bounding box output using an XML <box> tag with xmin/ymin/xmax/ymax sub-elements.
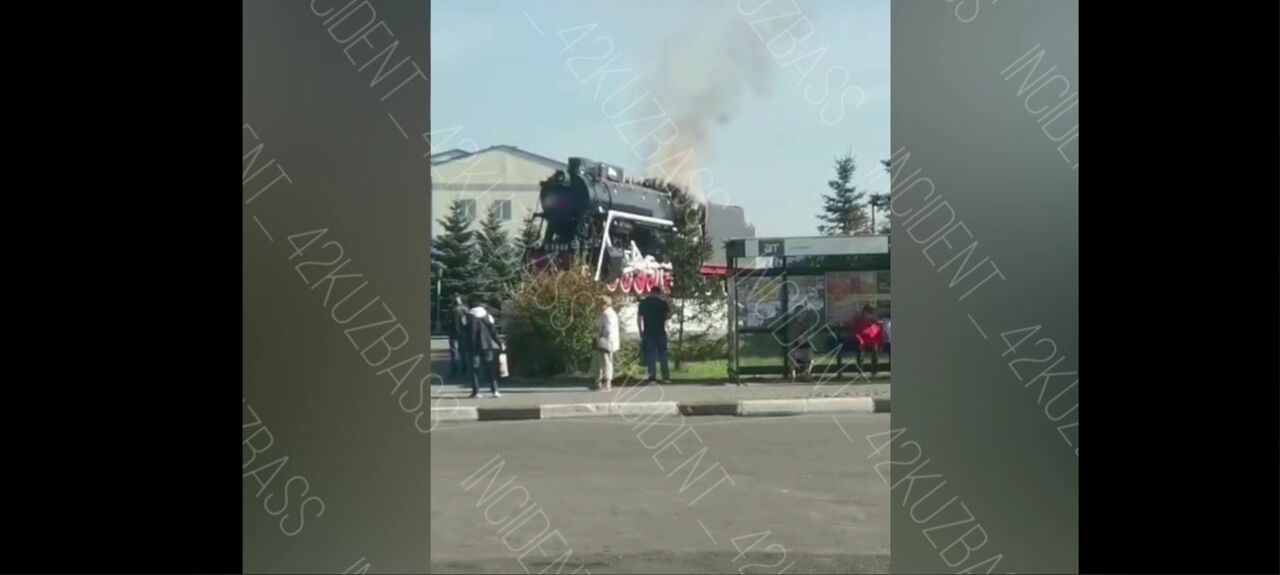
<box><xmin>540</xmin><ymin>402</ymin><xmax>611</xmax><ymax>419</ymax></box>
<box><xmin>738</xmin><ymin>398</ymin><xmax>810</xmax><ymax>417</ymax></box>
<box><xmin>431</xmin><ymin>406</ymin><xmax>479</xmax><ymax>422</ymax></box>
<box><xmin>611</xmin><ymin>401</ymin><xmax>680</xmax><ymax>419</ymax></box>
<box><xmin>433</xmin><ymin>396</ymin><xmax>889</xmax><ymax>424</ymax></box>
<box><xmin>738</xmin><ymin>397</ymin><xmax>877</xmax><ymax>417</ymax></box>
<box><xmin>807</xmin><ymin>397</ymin><xmax>876</xmax><ymax>414</ymax></box>
<box><xmin>477</xmin><ymin>407</ymin><xmax>542</xmax><ymax>421</ymax></box>
<box><xmin>678</xmin><ymin>402</ymin><xmax>740</xmax><ymax>416</ymax></box>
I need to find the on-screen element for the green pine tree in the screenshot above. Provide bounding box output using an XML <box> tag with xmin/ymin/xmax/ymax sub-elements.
<box><xmin>874</xmin><ymin>158</ymin><xmax>891</xmax><ymax>234</ymax></box>
<box><xmin>436</xmin><ymin>199</ymin><xmax>479</xmax><ymax>305</ymax></box>
<box><xmin>515</xmin><ymin>211</ymin><xmax>542</xmax><ymax>260</ymax></box>
<box><xmin>816</xmin><ymin>153</ymin><xmax>870</xmax><ymax>235</ymax></box>
<box><xmin>476</xmin><ymin>203</ymin><xmax>518</xmax><ymax>306</ymax></box>
<box><xmin>868</xmin><ymin>193</ymin><xmax>889</xmax><ymax>233</ymax></box>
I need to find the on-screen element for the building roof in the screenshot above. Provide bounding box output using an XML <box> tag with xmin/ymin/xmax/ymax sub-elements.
<box><xmin>430</xmin><ymin>149</ymin><xmax>471</xmax><ymax>164</ymax></box>
<box><xmin>430</xmin><ymin>145</ymin><xmax>567</xmax><ymax>171</ymax></box>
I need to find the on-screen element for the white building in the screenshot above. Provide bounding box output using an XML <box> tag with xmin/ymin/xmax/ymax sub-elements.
<box><xmin>430</xmin><ymin>145</ymin><xmax>565</xmax><ymax>239</ymax></box>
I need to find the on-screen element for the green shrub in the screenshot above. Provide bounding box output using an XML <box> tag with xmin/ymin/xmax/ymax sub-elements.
<box><xmin>505</xmin><ymin>269</ymin><xmax>607</xmax><ymax>377</ymax></box>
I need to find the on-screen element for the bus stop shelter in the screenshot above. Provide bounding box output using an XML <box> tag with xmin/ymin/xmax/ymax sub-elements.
<box><xmin>725</xmin><ymin>235</ymin><xmax>890</xmax><ymax>383</ymax></box>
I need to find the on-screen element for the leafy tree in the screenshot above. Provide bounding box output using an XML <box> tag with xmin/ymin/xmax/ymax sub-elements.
<box><xmin>816</xmin><ymin>153</ymin><xmax>870</xmax><ymax>235</ymax></box>
<box><xmin>640</xmin><ymin>178</ymin><xmax>721</xmax><ymax>369</ymax></box>
<box><xmin>436</xmin><ymin>199</ymin><xmax>479</xmax><ymax>305</ymax></box>
<box><xmin>505</xmin><ymin>270</ymin><xmax>607</xmax><ymax>377</ymax></box>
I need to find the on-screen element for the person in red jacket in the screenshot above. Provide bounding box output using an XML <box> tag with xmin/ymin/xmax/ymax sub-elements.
<box><xmin>849</xmin><ymin>305</ymin><xmax>883</xmax><ymax>378</ymax></box>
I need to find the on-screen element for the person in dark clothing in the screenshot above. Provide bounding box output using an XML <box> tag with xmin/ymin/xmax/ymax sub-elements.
<box><xmin>449</xmin><ymin>296</ymin><xmax>470</xmax><ymax>380</ymax></box>
<box><xmin>636</xmin><ymin>285</ymin><xmax>671</xmax><ymax>384</ymax></box>
<box><xmin>466</xmin><ymin>297</ymin><xmax>503</xmax><ymax>398</ymax></box>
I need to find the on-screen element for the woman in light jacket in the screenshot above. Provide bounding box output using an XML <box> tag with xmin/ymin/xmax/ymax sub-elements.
<box><xmin>593</xmin><ymin>296</ymin><xmax>621</xmax><ymax>391</ymax></box>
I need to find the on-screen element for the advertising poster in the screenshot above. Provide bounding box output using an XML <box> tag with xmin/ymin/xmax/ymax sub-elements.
<box><xmin>826</xmin><ymin>271</ymin><xmax>879</xmax><ymax>326</ymax></box>
<box><xmin>738</xmin><ymin>277</ymin><xmax>785</xmax><ymax>328</ymax></box>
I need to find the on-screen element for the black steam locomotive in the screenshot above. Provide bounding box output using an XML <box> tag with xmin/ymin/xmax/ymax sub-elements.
<box><xmin>533</xmin><ymin>157</ymin><xmax>684</xmax><ymax>293</ymax></box>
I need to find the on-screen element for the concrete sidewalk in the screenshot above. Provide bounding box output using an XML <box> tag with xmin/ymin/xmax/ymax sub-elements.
<box><xmin>431</xmin><ymin>381</ymin><xmax>890</xmax><ymax>423</ymax></box>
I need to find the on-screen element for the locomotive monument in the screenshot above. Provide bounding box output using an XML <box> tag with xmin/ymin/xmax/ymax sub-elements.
<box><xmin>530</xmin><ymin>157</ymin><xmax>690</xmax><ymax>294</ymax></box>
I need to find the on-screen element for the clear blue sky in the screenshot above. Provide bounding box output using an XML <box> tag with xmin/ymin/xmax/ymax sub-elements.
<box><xmin>431</xmin><ymin>0</ymin><xmax>889</xmax><ymax>237</ymax></box>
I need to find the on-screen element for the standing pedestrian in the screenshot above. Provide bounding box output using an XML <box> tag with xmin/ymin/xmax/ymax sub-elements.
<box><xmin>450</xmin><ymin>295</ymin><xmax>470</xmax><ymax>381</ymax></box>
<box><xmin>637</xmin><ymin>285</ymin><xmax>671</xmax><ymax>384</ymax></box>
<box><xmin>592</xmin><ymin>296</ymin><xmax>620</xmax><ymax>391</ymax></box>
<box><xmin>466</xmin><ymin>297</ymin><xmax>503</xmax><ymax>398</ymax></box>
<box><xmin>850</xmin><ymin>305</ymin><xmax>884</xmax><ymax>378</ymax></box>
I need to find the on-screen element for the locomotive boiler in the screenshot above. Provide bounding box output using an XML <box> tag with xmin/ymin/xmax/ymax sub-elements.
<box><xmin>533</xmin><ymin>157</ymin><xmax>686</xmax><ymax>293</ymax></box>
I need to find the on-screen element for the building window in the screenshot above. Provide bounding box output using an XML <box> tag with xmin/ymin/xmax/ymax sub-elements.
<box><xmin>458</xmin><ymin>199</ymin><xmax>476</xmax><ymax>220</ymax></box>
<box><xmin>490</xmin><ymin>199</ymin><xmax>512</xmax><ymax>221</ymax></box>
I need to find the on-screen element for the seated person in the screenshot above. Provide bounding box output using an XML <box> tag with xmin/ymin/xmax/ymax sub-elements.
<box><xmin>849</xmin><ymin>305</ymin><xmax>884</xmax><ymax>378</ymax></box>
<box><xmin>783</xmin><ymin>306</ymin><xmax>815</xmax><ymax>381</ymax></box>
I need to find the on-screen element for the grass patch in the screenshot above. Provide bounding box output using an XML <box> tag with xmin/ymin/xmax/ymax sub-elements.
<box><xmin>614</xmin><ymin>358</ymin><xmax>891</xmax><ymax>384</ymax></box>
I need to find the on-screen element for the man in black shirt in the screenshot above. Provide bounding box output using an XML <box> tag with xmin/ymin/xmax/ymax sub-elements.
<box><xmin>636</xmin><ymin>285</ymin><xmax>671</xmax><ymax>384</ymax></box>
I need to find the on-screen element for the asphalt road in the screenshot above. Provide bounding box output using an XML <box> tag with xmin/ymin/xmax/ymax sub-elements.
<box><xmin>431</xmin><ymin>413</ymin><xmax>890</xmax><ymax>574</ymax></box>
